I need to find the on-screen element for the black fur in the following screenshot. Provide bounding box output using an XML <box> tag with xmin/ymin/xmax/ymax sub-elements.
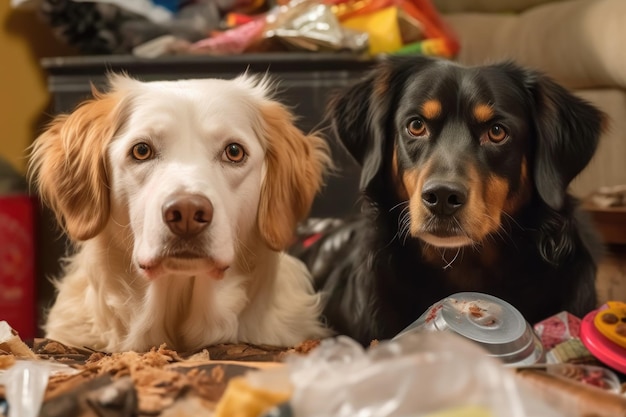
<box><xmin>303</xmin><ymin>56</ymin><xmax>605</xmax><ymax>345</ymax></box>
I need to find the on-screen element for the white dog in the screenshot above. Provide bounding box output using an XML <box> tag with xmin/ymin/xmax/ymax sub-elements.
<box><xmin>29</xmin><ymin>74</ymin><xmax>331</xmax><ymax>352</ymax></box>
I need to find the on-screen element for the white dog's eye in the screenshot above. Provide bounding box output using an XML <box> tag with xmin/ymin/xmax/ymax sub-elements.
<box><xmin>131</xmin><ymin>143</ymin><xmax>154</xmax><ymax>161</ymax></box>
<box><xmin>223</xmin><ymin>143</ymin><xmax>246</xmax><ymax>163</ymax></box>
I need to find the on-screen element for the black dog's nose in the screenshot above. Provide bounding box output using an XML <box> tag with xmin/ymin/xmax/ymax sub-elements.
<box><xmin>421</xmin><ymin>181</ymin><xmax>467</xmax><ymax>216</ymax></box>
<box><xmin>162</xmin><ymin>193</ymin><xmax>213</xmax><ymax>237</ymax></box>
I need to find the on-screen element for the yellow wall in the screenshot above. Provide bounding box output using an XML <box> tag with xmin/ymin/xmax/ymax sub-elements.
<box><xmin>0</xmin><ymin>2</ymin><xmax>76</xmax><ymax>174</ymax></box>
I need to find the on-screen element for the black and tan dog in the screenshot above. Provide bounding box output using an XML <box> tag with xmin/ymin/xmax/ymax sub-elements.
<box><xmin>299</xmin><ymin>56</ymin><xmax>606</xmax><ymax>345</ymax></box>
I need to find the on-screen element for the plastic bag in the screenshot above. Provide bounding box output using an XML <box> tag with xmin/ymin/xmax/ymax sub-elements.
<box><xmin>242</xmin><ymin>333</ymin><xmax>566</xmax><ymax>417</ymax></box>
<box><xmin>330</xmin><ymin>0</ymin><xmax>459</xmax><ymax>56</ymax></box>
<box><xmin>187</xmin><ymin>0</ymin><xmax>368</xmax><ymax>55</ymax></box>
<box><xmin>0</xmin><ymin>360</ymin><xmax>77</xmax><ymax>417</ymax></box>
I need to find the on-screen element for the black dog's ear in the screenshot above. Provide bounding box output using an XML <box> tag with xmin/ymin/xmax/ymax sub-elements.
<box><xmin>327</xmin><ymin>56</ymin><xmax>435</xmax><ymax>193</ymax></box>
<box><xmin>327</xmin><ymin>68</ymin><xmax>385</xmax><ymax>192</ymax></box>
<box><xmin>529</xmin><ymin>72</ymin><xmax>606</xmax><ymax>210</ymax></box>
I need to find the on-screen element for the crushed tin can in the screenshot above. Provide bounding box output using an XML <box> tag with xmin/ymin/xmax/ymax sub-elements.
<box><xmin>394</xmin><ymin>292</ymin><xmax>545</xmax><ymax>366</ymax></box>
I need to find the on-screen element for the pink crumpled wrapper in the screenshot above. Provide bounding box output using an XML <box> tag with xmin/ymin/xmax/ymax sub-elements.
<box><xmin>533</xmin><ymin>311</ymin><xmax>582</xmax><ymax>350</ymax></box>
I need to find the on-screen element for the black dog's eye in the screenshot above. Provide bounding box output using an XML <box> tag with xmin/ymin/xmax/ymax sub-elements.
<box><xmin>487</xmin><ymin>124</ymin><xmax>508</xmax><ymax>143</ymax></box>
<box><xmin>222</xmin><ymin>143</ymin><xmax>246</xmax><ymax>163</ymax></box>
<box><xmin>131</xmin><ymin>143</ymin><xmax>154</xmax><ymax>161</ymax></box>
<box><xmin>407</xmin><ymin>118</ymin><xmax>427</xmax><ymax>137</ymax></box>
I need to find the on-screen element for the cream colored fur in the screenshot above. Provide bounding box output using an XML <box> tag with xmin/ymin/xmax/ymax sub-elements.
<box><xmin>29</xmin><ymin>74</ymin><xmax>331</xmax><ymax>352</ymax></box>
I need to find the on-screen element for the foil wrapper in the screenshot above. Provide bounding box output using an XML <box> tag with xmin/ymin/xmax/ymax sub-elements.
<box><xmin>187</xmin><ymin>0</ymin><xmax>367</xmax><ymax>55</ymax></box>
<box><xmin>264</xmin><ymin>0</ymin><xmax>368</xmax><ymax>52</ymax></box>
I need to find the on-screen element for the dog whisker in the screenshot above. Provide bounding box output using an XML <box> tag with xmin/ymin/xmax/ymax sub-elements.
<box><xmin>388</xmin><ymin>205</ymin><xmax>412</xmax><ymax>247</ymax></box>
<box><xmin>478</xmin><ymin>209</ymin><xmax>518</xmax><ymax>250</ymax></box>
<box><xmin>235</xmin><ymin>237</ymin><xmax>254</xmax><ymax>273</ymax></box>
<box><xmin>110</xmin><ymin>215</ymin><xmax>131</xmax><ymax>230</ymax></box>
<box><xmin>401</xmin><ymin>227</ymin><xmax>411</xmax><ymax>246</ymax></box>
<box><xmin>440</xmin><ymin>247</ymin><xmax>461</xmax><ymax>270</ymax></box>
<box><xmin>400</xmin><ymin>211</ymin><xmax>412</xmax><ymax>246</ymax></box>
<box><xmin>452</xmin><ymin>217</ymin><xmax>474</xmax><ymax>244</ymax></box>
<box><xmin>389</xmin><ymin>200</ymin><xmax>409</xmax><ymax>213</ymax></box>
<box><xmin>499</xmin><ymin>209</ymin><xmax>525</xmax><ymax>231</ymax></box>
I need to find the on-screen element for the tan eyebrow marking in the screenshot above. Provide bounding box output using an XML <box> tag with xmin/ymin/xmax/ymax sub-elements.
<box><xmin>421</xmin><ymin>99</ymin><xmax>442</xmax><ymax>119</ymax></box>
<box><xmin>474</xmin><ymin>103</ymin><xmax>494</xmax><ymax>122</ymax></box>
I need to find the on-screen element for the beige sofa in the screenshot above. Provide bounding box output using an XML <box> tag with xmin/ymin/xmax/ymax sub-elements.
<box><xmin>434</xmin><ymin>0</ymin><xmax>626</xmax><ymax>198</ymax></box>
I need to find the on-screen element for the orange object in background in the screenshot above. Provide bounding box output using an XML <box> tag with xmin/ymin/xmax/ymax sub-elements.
<box><xmin>0</xmin><ymin>195</ymin><xmax>36</xmax><ymax>340</ymax></box>
<box><xmin>341</xmin><ymin>6</ymin><xmax>403</xmax><ymax>55</ymax></box>
<box><xmin>326</xmin><ymin>0</ymin><xmax>460</xmax><ymax>57</ymax></box>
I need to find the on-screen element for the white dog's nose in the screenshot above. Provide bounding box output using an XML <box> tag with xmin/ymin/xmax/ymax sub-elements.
<box><xmin>162</xmin><ymin>193</ymin><xmax>213</xmax><ymax>238</ymax></box>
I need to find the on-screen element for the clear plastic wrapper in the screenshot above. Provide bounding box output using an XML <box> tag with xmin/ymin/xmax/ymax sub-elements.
<box><xmin>0</xmin><ymin>360</ymin><xmax>77</xmax><ymax>417</ymax></box>
<box><xmin>241</xmin><ymin>333</ymin><xmax>565</xmax><ymax>417</ymax></box>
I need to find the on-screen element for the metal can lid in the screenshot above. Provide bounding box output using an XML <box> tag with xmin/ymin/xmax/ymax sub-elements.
<box><xmin>440</xmin><ymin>292</ymin><xmax>527</xmax><ymax>346</ymax></box>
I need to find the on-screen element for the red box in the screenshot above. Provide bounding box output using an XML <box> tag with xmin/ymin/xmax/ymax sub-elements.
<box><xmin>0</xmin><ymin>195</ymin><xmax>36</xmax><ymax>339</ymax></box>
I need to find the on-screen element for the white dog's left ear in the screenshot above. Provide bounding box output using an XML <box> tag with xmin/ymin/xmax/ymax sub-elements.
<box><xmin>257</xmin><ymin>102</ymin><xmax>331</xmax><ymax>251</ymax></box>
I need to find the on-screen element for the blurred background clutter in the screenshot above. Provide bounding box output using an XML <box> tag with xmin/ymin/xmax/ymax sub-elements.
<box><xmin>28</xmin><ymin>0</ymin><xmax>460</xmax><ymax>57</ymax></box>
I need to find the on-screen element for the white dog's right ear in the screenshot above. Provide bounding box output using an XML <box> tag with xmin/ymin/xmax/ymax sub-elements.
<box><xmin>28</xmin><ymin>86</ymin><xmax>125</xmax><ymax>241</ymax></box>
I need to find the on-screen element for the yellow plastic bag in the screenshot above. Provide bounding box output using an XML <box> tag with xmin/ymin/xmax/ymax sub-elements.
<box><xmin>341</xmin><ymin>6</ymin><xmax>403</xmax><ymax>55</ymax></box>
